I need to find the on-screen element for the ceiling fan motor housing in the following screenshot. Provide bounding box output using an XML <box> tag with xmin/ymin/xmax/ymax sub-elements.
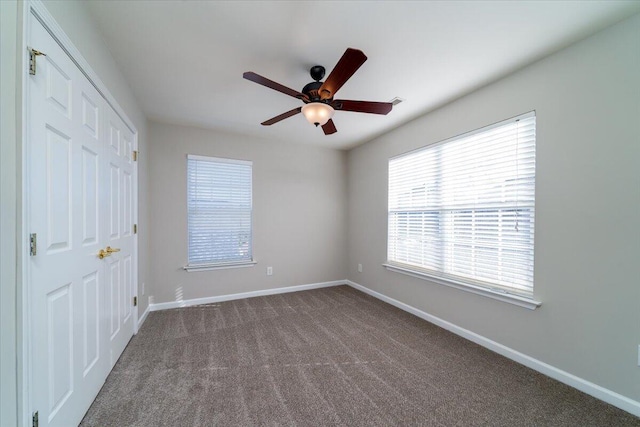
<box><xmin>302</xmin><ymin>81</ymin><xmax>326</xmax><ymax>102</ymax></box>
<box><xmin>302</xmin><ymin>65</ymin><xmax>331</xmax><ymax>102</ymax></box>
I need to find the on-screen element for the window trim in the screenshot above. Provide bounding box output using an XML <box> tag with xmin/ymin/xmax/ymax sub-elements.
<box><xmin>187</xmin><ymin>154</ymin><xmax>252</xmax><ymax>166</ymax></box>
<box><xmin>382</xmin><ymin>263</ymin><xmax>541</xmax><ymax>310</ymax></box>
<box><xmin>185</xmin><ymin>154</ymin><xmax>253</xmax><ymax>269</ymax></box>
<box><xmin>386</xmin><ymin>112</ymin><xmax>538</xmax><ymax>307</ymax></box>
<box><xmin>184</xmin><ymin>261</ymin><xmax>257</xmax><ymax>272</ymax></box>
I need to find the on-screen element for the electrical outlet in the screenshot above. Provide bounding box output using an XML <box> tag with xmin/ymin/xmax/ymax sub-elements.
<box><xmin>267</xmin><ymin>266</ymin><xmax>273</xmax><ymax>276</ymax></box>
<box><xmin>358</xmin><ymin>263</ymin><xmax>363</xmax><ymax>273</ymax></box>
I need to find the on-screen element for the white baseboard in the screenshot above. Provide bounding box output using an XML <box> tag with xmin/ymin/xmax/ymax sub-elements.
<box><xmin>137</xmin><ymin>303</ymin><xmax>151</xmax><ymax>330</ymax></box>
<box><xmin>148</xmin><ymin>280</ymin><xmax>345</xmax><ymax>312</ymax></box>
<box><xmin>346</xmin><ymin>280</ymin><xmax>640</xmax><ymax>418</ymax></box>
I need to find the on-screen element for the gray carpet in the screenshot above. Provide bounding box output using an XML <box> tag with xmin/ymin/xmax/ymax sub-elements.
<box><xmin>80</xmin><ymin>285</ymin><xmax>640</xmax><ymax>426</ymax></box>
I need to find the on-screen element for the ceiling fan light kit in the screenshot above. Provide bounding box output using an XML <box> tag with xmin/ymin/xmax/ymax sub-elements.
<box><xmin>243</xmin><ymin>48</ymin><xmax>393</xmax><ymax>135</ymax></box>
<box><xmin>301</xmin><ymin>103</ymin><xmax>335</xmax><ymax>127</ymax></box>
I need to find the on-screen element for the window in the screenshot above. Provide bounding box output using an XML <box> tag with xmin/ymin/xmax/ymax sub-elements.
<box><xmin>186</xmin><ymin>155</ymin><xmax>253</xmax><ymax>269</ymax></box>
<box><xmin>386</xmin><ymin>112</ymin><xmax>536</xmax><ymax>300</ymax></box>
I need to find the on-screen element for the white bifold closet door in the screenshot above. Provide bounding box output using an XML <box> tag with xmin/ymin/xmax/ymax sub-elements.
<box><xmin>28</xmin><ymin>15</ymin><xmax>135</xmax><ymax>427</ymax></box>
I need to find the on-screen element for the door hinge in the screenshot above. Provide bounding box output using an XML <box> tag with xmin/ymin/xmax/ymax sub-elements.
<box><xmin>32</xmin><ymin>411</ymin><xmax>39</xmax><ymax>427</ymax></box>
<box><xmin>132</xmin><ymin>150</ymin><xmax>138</xmax><ymax>161</ymax></box>
<box><xmin>133</xmin><ymin>296</ymin><xmax>137</xmax><ymax>307</ymax></box>
<box><xmin>133</xmin><ymin>224</ymin><xmax>137</xmax><ymax>234</ymax></box>
<box><xmin>28</xmin><ymin>47</ymin><xmax>46</xmax><ymax>75</ymax></box>
<box><xmin>29</xmin><ymin>233</ymin><xmax>37</xmax><ymax>256</ymax></box>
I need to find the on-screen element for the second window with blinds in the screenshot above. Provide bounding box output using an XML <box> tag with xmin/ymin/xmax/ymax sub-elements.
<box><xmin>386</xmin><ymin>112</ymin><xmax>537</xmax><ymax>303</ymax></box>
<box><xmin>186</xmin><ymin>155</ymin><xmax>254</xmax><ymax>271</ymax></box>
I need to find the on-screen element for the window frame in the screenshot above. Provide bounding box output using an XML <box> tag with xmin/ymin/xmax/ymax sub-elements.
<box><xmin>184</xmin><ymin>154</ymin><xmax>256</xmax><ymax>272</ymax></box>
<box><xmin>384</xmin><ymin>112</ymin><xmax>540</xmax><ymax>309</ymax></box>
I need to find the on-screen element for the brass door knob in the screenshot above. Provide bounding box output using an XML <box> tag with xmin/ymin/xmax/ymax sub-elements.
<box><xmin>98</xmin><ymin>246</ymin><xmax>121</xmax><ymax>259</ymax></box>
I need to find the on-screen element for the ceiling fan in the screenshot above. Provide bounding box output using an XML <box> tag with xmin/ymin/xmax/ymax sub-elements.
<box><xmin>243</xmin><ymin>48</ymin><xmax>392</xmax><ymax>135</ymax></box>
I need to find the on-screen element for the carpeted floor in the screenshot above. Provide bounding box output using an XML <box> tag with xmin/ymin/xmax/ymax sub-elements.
<box><xmin>80</xmin><ymin>285</ymin><xmax>640</xmax><ymax>426</ymax></box>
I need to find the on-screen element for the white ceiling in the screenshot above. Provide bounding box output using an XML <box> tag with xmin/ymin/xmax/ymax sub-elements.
<box><xmin>86</xmin><ymin>1</ymin><xmax>640</xmax><ymax>150</ymax></box>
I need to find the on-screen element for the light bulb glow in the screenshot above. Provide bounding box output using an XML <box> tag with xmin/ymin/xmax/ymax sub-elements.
<box><xmin>301</xmin><ymin>103</ymin><xmax>335</xmax><ymax>127</ymax></box>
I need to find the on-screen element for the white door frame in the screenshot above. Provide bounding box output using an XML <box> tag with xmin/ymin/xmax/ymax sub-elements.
<box><xmin>19</xmin><ymin>1</ymin><xmax>139</xmax><ymax>425</ymax></box>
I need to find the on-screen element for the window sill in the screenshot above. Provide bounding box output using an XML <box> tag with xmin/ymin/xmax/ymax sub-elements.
<box><xmin>382</xmin><ymin>263</ymin><xmax>541</xmax><ymax>310</ymax></box>
<box><xmin>184</xmin><ymin>261</ymin><xmax>257</xmax><ymax>272</ymax></box>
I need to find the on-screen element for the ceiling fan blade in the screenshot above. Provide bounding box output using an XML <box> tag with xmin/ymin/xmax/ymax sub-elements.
<box><xmin>322</xmin><ymin>119</ymin><xmax>337</xmax><ymax>135</ymax></box>
<box><xmin>261</xmin><ymin>107</ymin><xmax>302</xmax><ymax>126</ymax></box>
<box><xmin>319</xmin><ymin>48</ymin><xmax>367</xmax><ymax>100</ymax></box>
<box><xmin>244</xmin><ymin>72</ymin><xmax>308</xmax><ymax>101</ymax></box>
<box><xmin>332</xmin><ymin>99</ymin><xmax>392</xmax><ymax>115</ymax></box>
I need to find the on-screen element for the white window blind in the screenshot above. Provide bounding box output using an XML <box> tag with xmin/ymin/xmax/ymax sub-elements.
<box><xmin>187</xmin><ymin>155</ymin><xmax>253</xmax><ymax>267</ymax></box>
<box><xmin>387</xmin><ymin>112</ymin><xmax>536</xmax><ymax>297</ymax></box>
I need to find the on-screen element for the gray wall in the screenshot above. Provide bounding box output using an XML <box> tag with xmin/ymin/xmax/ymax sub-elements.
<box><xmin>148</xmin><ymin>122</ymin><xmax>348</xmax><ymax>305</ymax></box>
<box><xmin>347</xmin><ymin>14</ymin><xmax>640</xmax><ymax>401</ymax></box>
<box><xmin>1</xmin><ymin>2</ymin><xmax>19</xmax><ymax>425</ymax></box>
